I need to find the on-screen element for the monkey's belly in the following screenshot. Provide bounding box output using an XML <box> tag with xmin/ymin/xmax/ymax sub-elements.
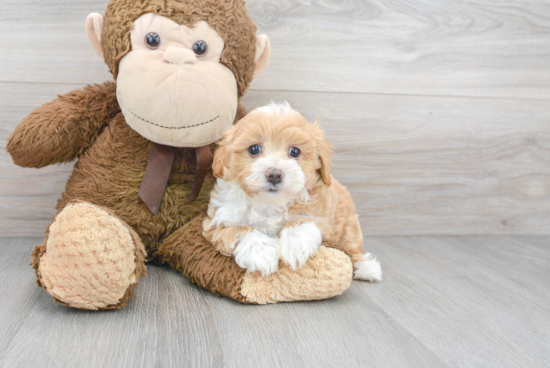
<box><xmin>56</xmin><ymin>116</ymin><xmax>214</xmax><ymax>254</ymax></box>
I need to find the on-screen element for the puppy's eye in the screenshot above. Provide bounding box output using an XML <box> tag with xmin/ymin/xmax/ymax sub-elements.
<box><xmin>248</xmin><ymin>145</ymin><xmax>262</xmax><ymax>156</ymax></box>
<box><xmin>289</xmin><ymin>147</ymin><xmax>301</xmax><ymax>158</ymax></box>
<box><xmin>192</xmin><ymin>40</ymin><xmax>208</xmax><ymax>57</ymax></box>
<box><xmin>145</xmin><ymin>32</ymin><xmax>161</xmax><ymax>49</ymax></box>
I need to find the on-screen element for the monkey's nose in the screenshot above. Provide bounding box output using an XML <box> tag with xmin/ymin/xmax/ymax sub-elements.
<box><xmin>163</xmin><ymin>46</ymin><xmax>196</xmax><ymax>65</ymax></box>
<box><xmin>266</xmin><ymin>168</ymin><xmax>284</xmax><ymax>185</ymax></box>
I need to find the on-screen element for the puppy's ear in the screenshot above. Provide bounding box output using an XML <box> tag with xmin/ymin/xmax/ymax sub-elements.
<box><xmin>318</xmin><ymin>141</ymin><xmax>332</xmax><ymax>186</ymax></box>
<box><xmin>213</xmin><ymin>120</ymin><xmax>243</xmax><ymax>178</ymax></box>
<box><xmin>212</xmin><ymin>145</ymin><xmax>227</xmax><ymax>178</ymax></box>
<box><xmin>213</xmin><ymin>129</ymin><xmax>237</xmax><ymax>178</ymax></box>
<box><xmin>315</xmin><ymin>120</ymin><xmax>332</xmax><ymax>186</ymax></box>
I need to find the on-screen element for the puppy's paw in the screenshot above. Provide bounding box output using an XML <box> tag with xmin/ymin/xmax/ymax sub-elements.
<box><xmin>279</xmin><ymin>222</ymin><xmax>322</xmax><ymax>270</ymax></box>
<box><xmin>234</xmin><ymin>230</ymin><xmax>280</xmax><ymax>276</ymax></box>
<box><xmin>354</xmin><ymin>253</ymin><xmax>382</xmax><ymax>282</ymax></box>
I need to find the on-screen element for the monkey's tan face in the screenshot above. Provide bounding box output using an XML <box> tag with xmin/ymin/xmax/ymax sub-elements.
<box><xmin>116</xmin><ymin>13</ymin><xmax>238</xmax><ymax>147</ymax></box>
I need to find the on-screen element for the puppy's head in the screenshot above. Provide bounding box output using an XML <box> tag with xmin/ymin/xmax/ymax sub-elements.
<box><xmin>213</xmin><ymin>102</ymin><xmax>332</xmax><ymax>204</ymax></box>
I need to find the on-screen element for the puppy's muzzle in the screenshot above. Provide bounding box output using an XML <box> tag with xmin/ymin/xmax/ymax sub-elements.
<box><xmin>266</xmin><ymin>168</ymin><xmax>284</xmax><ymax>185</ymax></box>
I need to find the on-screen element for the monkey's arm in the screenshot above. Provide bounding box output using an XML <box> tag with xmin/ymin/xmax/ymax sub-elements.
<box><xmin>7</xmin><ymin>81</ymin><xmax>119</xmax><ymax>168</ymax></box>
<box><xmin>157</xmin><ymin>214</ymin><xmax>353</xmax><ymax>304</ymax></box>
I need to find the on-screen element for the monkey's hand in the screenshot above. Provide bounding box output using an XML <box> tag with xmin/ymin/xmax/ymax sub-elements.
<box><xmin>7</xmin><ymin>81</ymin><xmax>119</xmax><ymax>168</ymax></box>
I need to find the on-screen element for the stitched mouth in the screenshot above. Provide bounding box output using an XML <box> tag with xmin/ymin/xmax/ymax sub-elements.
<box><xmin>129</xmin><ymin>110</ymin><xmax>219</xmax><ymax>130</ymax></box>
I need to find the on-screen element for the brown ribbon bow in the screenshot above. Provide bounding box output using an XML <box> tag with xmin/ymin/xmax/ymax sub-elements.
<box><xmin>138</xmin><ymin>143</ymin><xmax>212</xmax><ymax>215</ymax></box>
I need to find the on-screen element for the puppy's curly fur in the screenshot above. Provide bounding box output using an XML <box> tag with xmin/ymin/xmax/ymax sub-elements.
<box><xmin>203</xmin><ymin>102</ymin><xmax>382</xmax><ymax>281</ymax></box>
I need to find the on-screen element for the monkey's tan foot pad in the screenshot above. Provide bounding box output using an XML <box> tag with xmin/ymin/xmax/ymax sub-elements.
<box><xmin>240</xmin><ymin>246</ymin><xmax>353</xmax><ymax>304</ymax></box>
<box><xmin>39</xmin><ymin>202</ymin><xmax>145</xmax><ymax>310</ymax></box>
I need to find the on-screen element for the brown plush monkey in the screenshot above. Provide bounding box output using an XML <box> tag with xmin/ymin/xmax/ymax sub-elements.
<box><xmin>6</xmin><ymin>0</ymin><xmax>354</xmax><ymax>310</ymax></box>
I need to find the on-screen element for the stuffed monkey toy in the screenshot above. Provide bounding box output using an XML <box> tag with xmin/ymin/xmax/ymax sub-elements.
<box><xmin>7</xmin><ymin>0</ymin><xmax>354</xmax><ymax>310</ymax></box>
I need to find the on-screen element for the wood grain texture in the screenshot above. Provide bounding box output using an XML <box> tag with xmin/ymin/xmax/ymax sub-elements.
<box><xmin>2</xmin><ymin>83</ymin><xmax>549</xmax><ymax>236</ymax></box>
<box><xmin>248</xmin><ymin>0</ymin><xmax>550</xmax><ymax>99</ymax></box>
<box><xmin>0</xmin><ymin>0</ymin><xmax>549</xmax><ymax>98</ymax></box>
<box><xmin>242</xmin><ymin>91</ymin><xmax>550</xmax><ymax>235</ymax></box>
<box><xmin>366</xmin><ymin>236</ymin><xmax>550</xmax><ymax>367</ymax></box>
<box><xmin>1</xmin><ymin>0</ymin><xmax>549</xmax><ymax>235</ymax></box>
<box><xmin>0</xmin><ymin>236</ymin><xmax>548</xmax><ymax>367</ymax></box>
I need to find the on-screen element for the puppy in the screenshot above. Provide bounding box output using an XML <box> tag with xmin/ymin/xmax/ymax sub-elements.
<box><xmin>203</xmin><ymin>102</ymin><xmax>381</xmax><ymax>281</ymax></box>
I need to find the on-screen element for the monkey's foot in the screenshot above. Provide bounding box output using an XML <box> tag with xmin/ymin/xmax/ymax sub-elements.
<box><xmin>239</xmin><ymin>246</ymin><xmax>353</xmax><ymax>304</ymax></box>
<box><xmin>35</xmin><ymin>202</ymin><xmax>147</xmax><ymax>310</ymax></box>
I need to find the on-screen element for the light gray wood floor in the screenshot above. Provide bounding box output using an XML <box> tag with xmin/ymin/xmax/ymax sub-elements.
<box><xmin>0</xmin><ymin>236</ymin><xmax>548</xmax><ymax>368</ymax></box>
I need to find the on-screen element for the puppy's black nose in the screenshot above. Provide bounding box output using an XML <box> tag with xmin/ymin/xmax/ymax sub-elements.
<box><xmin>266</xmin><ymin>168</ymin><xmax>284</xmax><ymax>185</ymax></box>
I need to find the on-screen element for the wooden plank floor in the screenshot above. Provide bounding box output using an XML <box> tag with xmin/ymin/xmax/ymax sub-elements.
<box><xmin>0</xmin><ymin>237</ymin><xmax>548</xmax><ymax>368</ymax></box>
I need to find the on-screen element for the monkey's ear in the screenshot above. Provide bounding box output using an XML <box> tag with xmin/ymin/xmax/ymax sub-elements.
<box><xmin>85</xmin><ymin>13</ymin><xmax>104</xmax><ymax>58</ymax></box>
<box><xmin>253</xmin><ymin>35</ymin><xmax>271</xmax><ymax>77</ymax></box>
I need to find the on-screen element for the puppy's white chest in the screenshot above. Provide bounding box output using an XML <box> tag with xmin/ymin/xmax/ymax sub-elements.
<box><xmin>210</xmin><ymin>179</ymin><xmax>288</xmax><ymax>236</ymax></box>
<box><xmin>243</xmin><ymin>206</ymin><xmax>287</xmax><ymax>236</ymax></box>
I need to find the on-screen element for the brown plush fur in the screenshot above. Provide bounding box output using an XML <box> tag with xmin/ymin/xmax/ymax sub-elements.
<box><xmin>7</xmin><ymin>82</ymin><xmax>119</xmax><ymax>168</ymax></box>
<box><xmin>8</xmin><ymin>0</ymin><xmax>354</xmax><ymax>309</ymax></box>
<box><xmin>55</xmin><ymin>112</ymin><xmax>215</xmax><ymax>253</ymax></box>
<box><xmin>155</xmin><ymin>214</ymin><xmax>249</xmax><ymax>303</ymax></box>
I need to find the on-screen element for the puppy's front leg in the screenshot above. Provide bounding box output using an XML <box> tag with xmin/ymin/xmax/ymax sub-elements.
<box><xmin>203</xmin><ymin>221</ymin><xmax>254</xmax><ymax>256</ymax></box>
<box><xmin>279</xmin><ymin>220</ymin><xmax>323</xmax><ymax>270</ymax></box>
<box><xmin>233</xmin><ymin>230</ymin><xmax>280</xmax><ymax>276</ymax></box>
<box><xmin>204</xmin><ymin>221</ymin><xmax>280</xmax><ymax>276</ymax></box>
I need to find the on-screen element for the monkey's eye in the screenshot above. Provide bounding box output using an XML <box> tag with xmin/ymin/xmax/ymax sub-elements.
<box><xmin>145</xmin><ymin>32</ymin><xmax>161</xmax><ymax>49</ymax></box>
<box><xmin>192</xmin><ymin>40</ymin><xmax>208</xmax><ymax>57</ymax></box>
<box><xmin>248</xmin><ymin>145</ymin><xmax>262</xmax><ymax>157</ymax></box>
<box><xmin>289</xmin><ymin>147</ymin><xmax>301</xmax><ymax>158</ymax></box>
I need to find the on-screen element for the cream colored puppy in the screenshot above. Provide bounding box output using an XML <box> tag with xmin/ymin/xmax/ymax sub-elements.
<box><xmin>203</xmin><ymin>102</ymin><xmax>381</xmax><ymax>281</ymax></box>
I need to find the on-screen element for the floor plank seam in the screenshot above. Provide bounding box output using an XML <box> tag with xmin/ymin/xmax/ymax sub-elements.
<box><xmin>245</xmin><ymin>88</ymin><xmax>550</xmax><ymax>102</ymax></box>
<box><xmin>359</xmin><ymin>290</ymin><xmax>451</xmax><ymax>367</ymax></box>
<box><xmin>2</xmin><ymin>81</ymin><xmax>550</xmax><ymax>102</ymax></box>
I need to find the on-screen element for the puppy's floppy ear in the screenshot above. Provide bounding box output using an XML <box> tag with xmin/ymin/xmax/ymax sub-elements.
<box><xmin>315</xmin><ymin>120</ymin><xmax>332</xmax><ymax>186</ymax></box>
<box><xmin>318</xmin><ymin>140</ymin><xmax>332</xmax><ymax>186</ymax></box>
<box><xmin>213</xmin><ymin>145</ymin><xmax>228</xmax><ymax>178</ymax></box>
<box><xmin>213</xmin><ymin>128</ymin><xmax>237</xmax><ymax>178</ymax></box>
